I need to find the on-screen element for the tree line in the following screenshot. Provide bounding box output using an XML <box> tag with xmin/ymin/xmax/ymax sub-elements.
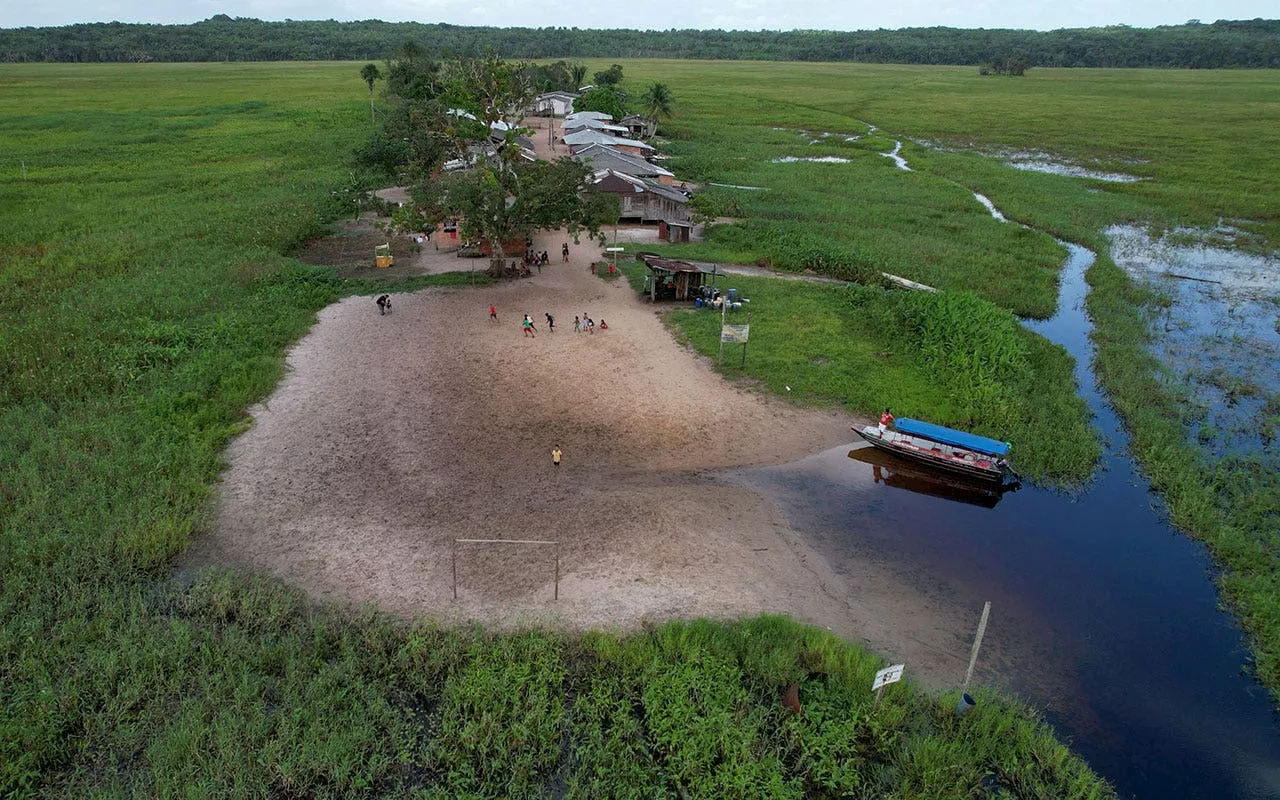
<box><xmin>2</xmin><ymin>16</ymin><xmax>1278</xmax><ymax>68</ymax></box>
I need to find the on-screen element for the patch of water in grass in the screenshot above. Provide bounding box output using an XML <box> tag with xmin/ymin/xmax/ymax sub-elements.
<box><xmin>881</xmin><ymin>141</ymin><xmax>910</xmax><ymax>171</ymax></box>
<box><xmin>1108</xmin><ymin>224</ymin><xmax>1280</xmax><ymax>457</ymax></box>
<box><xmin>972</xmin><ymin>192</ymin><xmax>1007</xmax><ymax>222</ymax></box>
<box><xmin>771</xmin><ymin>156</ymin><xmax>851</xmax><ymax>164</ymax></box>
<box><xmin>1001</xmin><ymin>150</ymin><xmax>1145</xmax><ymax>183</ymax></box>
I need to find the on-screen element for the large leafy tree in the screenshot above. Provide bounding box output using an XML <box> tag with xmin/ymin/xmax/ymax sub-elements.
<box><xmin>572</xmin><ymin>86</ymin><xmax>626</xmax><ymax>121</ymax></box>
<box><xmin>592</xmin><ymin>63</ymin><xmax>624</xmax><ymax>87</ymax></box>
<box><xmin>354</xmin><ymin>42</ymin><xmax>448</xmax><ymax>179</ymax></box>
<box><xmin>641</xmin><ymin>82</ymin><xmax>674</xmax><ymax>138</ymax></box>
<box><xmin>384</xmin><ymin>53</ymin><xmax>618</xmax><ymax>274</ymax></box>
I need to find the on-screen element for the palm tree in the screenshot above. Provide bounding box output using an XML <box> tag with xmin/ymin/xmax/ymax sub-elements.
<box><xmin>571</xmin><ymin>63</ymin><xmax>588</xmax><ymax>90</ymax></box>
<box><xmin>641</xmin><ymin>82</ymin><xmax>674</xmax><ymax>139</ymax></box>
<box><xmin>360</xmin><ymin>63</ymin><xmax>382</xmax><ymax>124</ymax></box>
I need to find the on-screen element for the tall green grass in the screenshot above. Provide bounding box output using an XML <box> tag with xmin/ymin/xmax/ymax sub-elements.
<box><xmin>0</xmin><ymin>62</ymin><xmax>1116</xmax><ymax>795</ymax></box>
<box><xmin>606</xmin><ymin>59</ymin><xmax>1280</xmax><ymax>699</ymax></box>
<box><xmin>627</xmin><ymin>262</ymin><xmax>1096</xmax><ymax>483</ymax></box>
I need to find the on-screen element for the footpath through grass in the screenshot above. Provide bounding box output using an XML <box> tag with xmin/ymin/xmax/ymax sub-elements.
<box><xmin>0</xmin><ymin>62</ymin><xmax>1114</xmax><ymax>796</ymax></box>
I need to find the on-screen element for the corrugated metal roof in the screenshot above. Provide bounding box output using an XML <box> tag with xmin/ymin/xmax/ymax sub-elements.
<box><xmin>564</xmin><ymin>130</ymin><xmax>655</xmax><ymax>150</ymax></box>
<box><xmin>573</xmin><ymin>144</ymin><xmax>674</xmax><ymax>177</ymax></box>
<box><xmin>564</xmin><ymin>120</ymin><xmax>629</xmax><ymax>133</ymax></box>
<box><xmin>639</xmin><ymin>254</ymin><xmax>712</xmax><ymax>273</ymax></box>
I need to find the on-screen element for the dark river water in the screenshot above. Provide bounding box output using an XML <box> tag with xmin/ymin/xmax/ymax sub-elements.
<box><xmin>729</xmin><ymin>244</ymin><xmax>1280</xmax><ymax>799</ymax></box>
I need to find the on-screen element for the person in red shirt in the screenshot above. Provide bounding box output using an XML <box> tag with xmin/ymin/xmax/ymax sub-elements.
<box><xmin>489</xmin><ymin>304</ymin><xmax>498</xmax><ymax>322</ymax></box>
<box><xmin>879</xmin><ymin>408</ymin><xmax>895</xmax><ymax>435</ymax></box>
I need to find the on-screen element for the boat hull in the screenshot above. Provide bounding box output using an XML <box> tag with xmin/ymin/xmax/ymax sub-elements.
<box><xmin>847</xmin><ymin>447</ymin><xmax>1006</xmax><ymax>508</ymax></box>
<box><xmin>853</xmin><ymin>425</ymin><xmax>1017</xmax><ymax>487</ymax></box>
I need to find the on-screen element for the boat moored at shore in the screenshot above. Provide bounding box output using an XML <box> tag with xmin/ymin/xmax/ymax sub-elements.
<box><xmin>853</xmin><ymin>417</ymin><xmax>1019</xmax><ymax>487</ymax></box>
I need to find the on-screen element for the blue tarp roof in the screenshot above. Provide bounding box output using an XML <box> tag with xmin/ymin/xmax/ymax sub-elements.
<box><xmin>895</xmin><ymin>418</ymin><xmax>1010</xmax><ymax>457</ymax></box>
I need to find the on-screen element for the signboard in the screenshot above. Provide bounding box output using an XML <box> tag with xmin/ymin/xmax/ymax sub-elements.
<box><xmin>605</xmin><ymin>247</ymin><xmax>625</xmax><ymax>252</ymax></box>
<box><xmin>720</xmin><ymin>324</ymin><xmax>750</xmax><ymax>343</ymax></box>
<box><xmin>872</xmin><ymin>664</ymin><xmax>905</xmax><ymax>691</ymax></box>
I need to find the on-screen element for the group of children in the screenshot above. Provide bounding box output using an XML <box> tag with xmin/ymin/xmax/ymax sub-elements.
<box><xmin>525</xmin><ymin>247</ymin><xmax>551</xmax><ymax>271</ymax></box>
<box><xmin>494</xmin><ymin>306</ymin><xmax>608</xmax><ymax>338</ymax></box>
<box><xmin>572</xmin><ymin>315</ymin><xmax>607</xmax><ymax>334</ymax></box>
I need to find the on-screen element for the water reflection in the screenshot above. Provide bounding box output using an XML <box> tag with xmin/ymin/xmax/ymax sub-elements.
<box><xmin>728</xmin><ymin>241</ymin><xmax>1280</xmax><ymax>800</ymax></box>
<box><xmin>1108</xmin><ymin>224</ymin><xmax>1280</xmax><ymax>459</ymax></box>
<box><xmin>848</xmin><ymin>446</ymin><xmax>1009</xmax><ymax>508</ymax></box>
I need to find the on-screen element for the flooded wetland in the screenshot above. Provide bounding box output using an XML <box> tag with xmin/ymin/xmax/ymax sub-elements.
<box><xmin>7</xmin><ymin>60</ymin><xmax>1280</xmax><ymax>796</ymax></box>
<box><xmin>640</xmin><ymin>64</ymin><xmax>1280</xmax><ymax>795</ymax></box>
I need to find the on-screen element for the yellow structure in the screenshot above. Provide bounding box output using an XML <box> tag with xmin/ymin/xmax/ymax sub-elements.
<box><xmin>375</xmin><ymin>243</ymin><xmax>393</xmax><ymax>268</ymax></box>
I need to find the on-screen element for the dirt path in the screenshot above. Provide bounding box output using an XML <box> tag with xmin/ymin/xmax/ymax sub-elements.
<box><xmin>188</xmin><ymin>123</ymin><xmax>972</xmax><ymax>686</ymax></box>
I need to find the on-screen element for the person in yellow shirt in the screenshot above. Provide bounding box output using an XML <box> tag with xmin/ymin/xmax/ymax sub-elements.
<box><xmin>552</xmin><ymin>446</ymin><xmax>562</xmax><ymax>467</ymax></box>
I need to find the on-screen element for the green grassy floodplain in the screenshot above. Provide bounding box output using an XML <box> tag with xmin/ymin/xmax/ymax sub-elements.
<box><xmin>606</xmin><ymin>60</ymin><xmax>1280</xmax><ymax>698</ymax></box>
<box><xmin>0</xmin><ymin>62</ymin><xmax>1117</xmax><ymax>796</ymax></box>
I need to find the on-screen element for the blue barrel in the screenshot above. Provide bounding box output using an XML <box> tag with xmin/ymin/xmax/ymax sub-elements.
<box><xmin>695</xmin><ymin>298</ymin><xmax>703</xmax><ymax>308</ymax></box>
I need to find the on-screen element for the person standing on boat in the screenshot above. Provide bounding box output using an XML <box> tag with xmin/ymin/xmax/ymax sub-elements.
<box><xmin>879</xmin><ymin>408</ymin><xmax>895</xmax><ymax>435</ymax></box>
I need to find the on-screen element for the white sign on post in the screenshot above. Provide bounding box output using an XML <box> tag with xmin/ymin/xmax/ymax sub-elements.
<box><xmin>872</xmin><ymin>664</ymin><xmax>905</xmax><ymax>691</ymax></box>
<box><xmin>721</xmin><ymin>324</ymin><xmax>750</xmax><ymax>343</ymax></box>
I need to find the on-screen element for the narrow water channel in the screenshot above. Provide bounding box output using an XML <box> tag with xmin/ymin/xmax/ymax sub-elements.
<box><xmin>723</xmin><ymin>180</ymin><xmax>1280</xmax><ymax>796</ymax></box>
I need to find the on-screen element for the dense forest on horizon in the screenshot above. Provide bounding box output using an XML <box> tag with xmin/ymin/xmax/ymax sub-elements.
<box><xmin>1</xmin><ymin>16</ymin><xmax>1278</xmax><ymax>68</ymax></box>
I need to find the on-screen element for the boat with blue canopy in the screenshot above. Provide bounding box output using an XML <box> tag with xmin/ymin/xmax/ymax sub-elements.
<box><xmin>853</xmin><ymin>417</ymin><xmax>1019</xmax><ymax>486</ymax></box>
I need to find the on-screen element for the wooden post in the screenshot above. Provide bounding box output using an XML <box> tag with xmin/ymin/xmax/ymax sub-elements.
<box><xmin>963</xmin><ymin>601</ymin><xmax>991</xmax><ymax>692</ymax></box>
<box><xmin>452</xmin><ymin>539</ymin><xmax>458</xmax><ymax>600</ymax></box>
<box><xmin>873</xmin><ymin>685</ymin><xmax>884</xmax><ymax>714</ymax></box>
<box><xmin>718</xmin><ymin>294</ymin><xmax>727</xmax><ymax>367</ymax></box>
<box><xmin>741</xmin><ymin>311</ymin><xmax>751</xmax><ymax>366</ymax></box>
<box><xmin>554</xmin><ymin>544</ymin><xmax>560</xmax><ymax>601</ymax></box>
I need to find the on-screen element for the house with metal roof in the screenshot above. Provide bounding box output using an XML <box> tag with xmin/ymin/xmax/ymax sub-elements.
<box><xmin>563</xmin><ymin>118</ymin><xmax>630</xmax><ymax>135</ymax></box>
<box><xmin>532</xmin><ymin>91</ymin><xmax>578</xmax><ymax>116</ymax></box>
<box><xmin>572</xmin><ymin>144</ymin><xmax>676</xmax><ymax>185</ymax></box>
<box><xmin>565</xmin><ymin>111</ymin><xmax>613</xmax><ymax>124</ymax></box>
<box><xmin>619</xmin><ymin>114</ymin><xmax>653</xmax><ymax>139</ymax></box>
<box><xmin>637</xmin><ymin>254</ymin><xmax>715</xmax><ymax>301</ymax></box>
<box><xmin>592</xmin><ymin>169</ymin><xmax>692</xmax><ymax>240</ymax></box>
<box><xmin>563</xmin><ymin>130</ymin><xmax>656</xmax><ymax>157</ymax></box>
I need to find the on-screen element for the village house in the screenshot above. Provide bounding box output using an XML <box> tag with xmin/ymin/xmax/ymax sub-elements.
<box><xmin>619</xmin><ymin>114</ymin><xmax>651</xmax><ymax>139</ymax></box>
<box><xmin>531</xmin><ymin>91</ymin><xmax>577</xmax><ymax>116</ymax></box>
<box><xmin>562</xmin><ymin>117</ymin><xmax>630</xmax><ymax>135</ymax></box>
<box><xmin>571</xmin><ymin>143</ymin><xmax>677</xmax><ymax>186</ymax></box>
<box><xmin>564</xmin><ymin>110</ymin><xmax>613</xmax><ymax>124</ymax></box>
<box><xmin>638</xmin><ymin>254</ymin><xmax>715</xmax><ymax>300</ymax></box>
<box><xmin>563</xmin><ymin>130</ymin><xmax>656</xmax><ymax>157</ymax></box>
<box><xmin>592</xmin><ymin>169</ymin><xmax>693</xmax><ymax>241</ymax></box>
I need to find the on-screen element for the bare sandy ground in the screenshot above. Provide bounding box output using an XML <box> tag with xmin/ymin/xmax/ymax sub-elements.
<box><xmin>186</xmin><ymin>116</ymin><xmax>976</xmax><ymax>687</ymax></box>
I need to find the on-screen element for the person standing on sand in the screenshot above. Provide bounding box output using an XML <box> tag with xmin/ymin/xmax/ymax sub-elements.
<box><xmin>573</xmin><ymin>316</ymin><xmax>581</xmax><ymax>333</ymax></box>
<box><xmin>562</xmin><ymin>242</ymin><xmax>569</xmax><ymax>262</ymax></box>
<box><xmin>489</xmin><ymin>304</ymin><xmax>498</xmax><ymax>322</ymax></box>
<box><xmin>552</xmin><ymin>446</ymin><xmax>562</xmax><ymax>467</ymax></box>
<box><xmin>523</xmin><ymin>316</ymin><xmax>536</xmax><ymax>337</ymax></box>
<box><xmin>545</xmin><ymin>312</ymin><xmax>555</xmax><ymax>332</ymax></box>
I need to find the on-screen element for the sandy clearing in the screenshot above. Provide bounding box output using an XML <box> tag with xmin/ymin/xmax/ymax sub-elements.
<box><xmin>185</xmin><ymin>115</ymin><xmax>972</xmax><ymax>686</ymax></box>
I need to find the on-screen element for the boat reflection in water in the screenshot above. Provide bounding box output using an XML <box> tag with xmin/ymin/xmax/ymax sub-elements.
<box><xmin>847</xmin><ymin>446</ymin><xmax>1015</xmax><ymax>508</ymax></box>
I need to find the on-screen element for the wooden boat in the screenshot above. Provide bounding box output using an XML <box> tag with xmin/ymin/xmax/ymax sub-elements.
<box><xmin>852</xmin><ymin>417</ymin><xmax>1020</xmax><ymax>487</ymax></box>
<box><xmin>847</xmin><ymin>447</ymin><xmax>1006</xmax><ymax>508</ymax></box>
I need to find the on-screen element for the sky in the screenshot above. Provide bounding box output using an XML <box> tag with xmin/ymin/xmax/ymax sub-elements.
<box><xmin>0</xmin><ymin>0</ymin><xmax>1272</xmax><ymax>32</ymax></box>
